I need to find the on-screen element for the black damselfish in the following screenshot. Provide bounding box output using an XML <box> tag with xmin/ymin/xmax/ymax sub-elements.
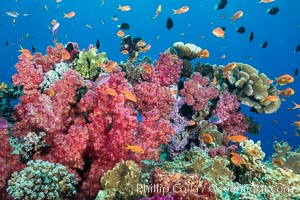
<box><xmin>118</xmin><ymin>23</ymin><xmax>130</xmax><ymax>30</ymax></box>
<box><xmin>96</xmin><ymin>40</ymin><xmax>100</xmax><ymax>49</ymax></box>
<box><xmin>166</xmin><ymin>18</ymin><xmax>174</xmax><ymax>30</ymax></box>
<box><xmin>215</xmin><ymin>0</ymin><xmax>227</xmax><ymax>10</ymax></box>
<box><xmin>261</xmin><ymin>41</ymin><xmax>268</xmax><ymax>48</ymax></box>
<box><xmin>236</xmin><ymin>26</ymin><xmax>245</xmax><ymax>34</ymax></box>
<box><xmin>249</xmin><ymin>32</ymin><xmax>254</xmax><ymax>42</ymax></box>
<box><xmin>295</xmin><ymin>68</ymin><xmax>298</xmax><ymax>77</ymax></box>
<box><xmin>295</xmin><ymin>44</ymin><xmax>300</xmax><ymax>53</ymax></box>
<box><xmin>66</xmin><ymin>43</ymin><xmax>74</xmax><ymax>53</ymax></box>
<box><xmin>267</xmin><ymin>6</ymin><xmax>279</xmax><ymax>15</ymax></box>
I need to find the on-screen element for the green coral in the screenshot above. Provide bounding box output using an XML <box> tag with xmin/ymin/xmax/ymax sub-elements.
<box><xmin>98</xmin><ymin>160</ymin><xmax>145</xmax><ymax>200</ymax></box>
<box><xmin>7</xmin><ymin>160</ymin><xmax>77</xmax><ymax>200</ymax></box>
<box><xmin>74</xmin><ymin>48</ymin><xmax>108</xmax><ymax>80</ymax></box>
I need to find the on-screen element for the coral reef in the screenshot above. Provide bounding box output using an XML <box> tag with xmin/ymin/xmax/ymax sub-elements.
<box><xmin>7</xmin><ymin>160</ymin><xmax>77</xmax><ymax>200</ymax></box>
<box><xmin>3</xmin><ymin>40</ymin><xmax>296</xmax><ymax>200</ymax></box>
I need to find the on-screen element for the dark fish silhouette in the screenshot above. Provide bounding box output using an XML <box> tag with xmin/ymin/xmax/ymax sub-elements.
<box><xmin>66</xmin><ymin>43</ymin><xmax>74</xmax><ymax>53</ymax></box>
<box><xmin>118</xmin><ymin>23</ymin><xmax>130</xmax><ymax>30</ymax></box>
<box><xmin>166</xmin><ymin>18</ymin><xmax>174</xmax><ymax>30</ymax></box>
<box><xmin>32</xmin><ymin>45</ymin><xmax>35</xmax><ymax>53</ymax></box>
<box><xmin>267</xmin><ymin>6</ymin><xmax>279</xmax><ymax>15</ymax></box>
<box><xmin>249</xmin><ymin>32</ymin><xmax>254</xmax><ymax>42</ymax></box>
<box><xmin>295</xmin><ymin>68</ymin><xmax>298</xmax><ymax>77</ymax></box>
<box><xmin>5</xmin><ymin>40</ymin><xmax>8</xmax><ymax>46</ymax></box>
<box><xmin>221</xmin><ymin>26</ymin><xmax>226</xmax><ymax>31</ymax></box>
<box><xmin>295</xmin><ymin>44</ymin><xmax>300</xmax><ymax>53</ymax></box>
<box><xmin>236</xmin><ymin>26</ymin><xmax>245</xmax><ymax>34</ymax></box>
<box><xmin>96</xmin><ymin>40</ymin><xmax>100</xmax><ymax>49</ymax></box>
<box><xmin>261</xmin><ymin>41</ymin><xmax>268</xmax><ymax>48</ymax></box>
<box><xmin>215</xmin><ymin>0</ymin><xmax>227</xmax><ymax>10</ymax></box>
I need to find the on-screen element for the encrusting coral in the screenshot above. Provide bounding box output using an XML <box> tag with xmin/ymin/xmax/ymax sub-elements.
<box><xmin>96</xmin><ymin>160</ymin><xmax>145</xmax><ymax>200</ymax></box>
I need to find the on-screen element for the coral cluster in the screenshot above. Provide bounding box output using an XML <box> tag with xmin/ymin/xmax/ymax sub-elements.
<box><xmin>7</xmin><ymin>160</ymin><xmax>77</xmax><ymax>200</ymax></box>
<box><xmin>213</xmin><ymin>62</ymin><xmax>280</xmax><ymax>113</ymax></box>
<box><xmin>180</xmin><ymin>72</ymin><xmax>218</xmax><ymax>111</ymax></box>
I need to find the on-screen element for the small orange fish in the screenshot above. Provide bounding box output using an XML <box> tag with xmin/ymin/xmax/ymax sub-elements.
<box><xmin>248</xmin><ymin>149</ymin><xmax>259</xmax><ymax>156</ymax></box>
<box><xmin>48</xmin><ymin>88</ymin><xmax>56</xmax><ymax>97</ymax></box>
<box><xmin>260</xmin><ymin>95</ymin><xmax>279</xmax><ymax>103</ymax></box>
<box><xmin>264</xmin><ymin>79</ymin><xmax>274</xmax><ymax>85</ymax></box>
<box><xmin>278</xmin><ymin>88</ymin><xmax>295</xmax><ymax>97</ymax></box>
<box><xmin>276</xmin><ymin>74</ymin><xmax>294</xmax><ymax>86</ymax></box>
<box><xmin>63</xmin><ymin>11</ymin><xmax>75</xmax><ymax>18</ymax></box>
<box><xmin>51</xmin><ymin>19</ymin><xmax>57</xmax><ymax>25</ymax></box>
<box><xmin>228</xmin><ymin>135</ymin><xmax>248</xmax><ymax>143</ymax></box>
<box><xmin>62</xmin><ymin>49</ymin><xmax>71</xmax><ymax>60</ymax></box>
<box><xmin>231</xmin><ymin>11</ymin><xmax>244</xmax><ymax>21</ymax></box>
<box><xmin>111</xmin><ymin>16</ymin><xmax>118</xmax><ymax>21</ymax></box>
<box><xmin>116</xmin><ymin>30</ymin><xmax>125</xmax><ymax>38</ymax></box>
<box><xmin>152</xmin><ymin>4</ymin><xmax>162</xmax><ymax>19</ymax></box>
<box><xmin>188</xmin><ymin>120</ymin><xmax>196</xmax><ymax>126</ymax></box>
<box><xmin>106</xmin><ymin>88</ymin><xmax>117</xmax><ymax>96</ymax></box>
<box><xmin>137</xmin><ymin>40</ymin><xmax>146</xmax><ymax>48</ymax></box>
<box><xmin>230</xmin><ymin>153</ymin><xmax>245</xmax><ymax>167</ymax></box>
<box><xmin>104</xmin><ymin>61</ymin><xmax>117</xmax><ymax>73</ymax></box>
<box><xmin>123</xmin><ymin>90</ymin><xmax>136</xmax><ymax>102</ymax></box>
<box><xmin>143</xmin><ymin>63</ymin><xmax>153</xmax><ymax>74</ymax></box>
<box><xmin>118</xmin><ymin>4</ymin><xmax>131</xmax><ymax>11</ymax></box>
<box><xmin>172</xmin><ymin>6</ymin><xmax>189</xmax><ymax>14</ymax></box>
<box><xmin>0</xmin><ymin>82</ymin><xmax>5</xmax><ymax>90</ymax></box>
<box><xmin>202</xmin><ymin>133</ymin><xmax>214</xmax><ymax>144</ymax></box>
<box><xmin>292</xmin><ymin>121</ymin><xmax>300</xmax><ymax>127</ymax></box>
<box><xmin>291</xmin><ymin>101</ymin><xmax>300</xmax><ymax>109</ymax></box>
<box><xmin>213</xmin><ymin>75</ymin><xmax>217</xmax><ymax>86</ymax></box>
<box><xmin>126</xmin><ymin>143</ymin><xmax>144</xmax><ymax>154</ymax></box>
<box><xmin>18</xmin><ymin>46</ymin><xmax>32</xmax><ymax>58</ymax></box>
<box><xmin>223</xmin><ymin>62</ymin><xmax>237</xmax><ymax>72</ymax></box>
<box><xmin>198</xmin><ymin>49</ymin><xmax>209</xmax><ymax>58</ymax></box>
<box><xmin>121</xmin><ymin>49</ymin><xmax>128</xmax><ymax>55</ymax></box>
<box><xmin>223</xmin><ymin>71</ymin><xmax>231</xmax><ymax>79</ymax></box>
<box><xmin>140</xmin><ymin>44</ymin><xmax>151</xmax><ymax>53</ymax></box>
<box><xmin>272</xmin><ymin>158</ymin><xmax>284</xmax><ymax>166</ymax></box>
<box><xmin>259</xmin><ymin>0</ymin><xmax>275</xmax><ymax>3</ymax></box>
<box><xmin>212</xmin><ymin>27</ymin><xmax>225</xmax><ymax>39</ymax></box>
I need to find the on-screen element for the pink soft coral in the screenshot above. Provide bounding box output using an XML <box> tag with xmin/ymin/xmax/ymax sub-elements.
<box><xmin>212</xmin><ymin>92</ymin><xmax>249</xmax><ymax>145</ymax></box>
<box><xmin>180</xmin><ymin>72</ymin><xmax>218</xmax><ymax>111</ymax></box>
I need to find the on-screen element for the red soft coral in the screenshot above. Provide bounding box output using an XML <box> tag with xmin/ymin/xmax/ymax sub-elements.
<box><xmin>134</xmin><ymin>82</ymin><xmax>175</xmax><ymax>119</ymax></box>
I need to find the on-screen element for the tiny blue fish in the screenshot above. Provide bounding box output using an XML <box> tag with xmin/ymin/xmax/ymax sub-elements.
<box><xmin>208</xmin><ymin>115</ymin><xmax>222</xmax><ymax>125</ymax></box>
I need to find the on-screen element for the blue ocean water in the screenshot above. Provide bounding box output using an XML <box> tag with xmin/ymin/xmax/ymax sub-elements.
<box><xmin>0</xmin><ymin>0</ymin><xmax>299</xmax><ymax>159</ymax></box>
